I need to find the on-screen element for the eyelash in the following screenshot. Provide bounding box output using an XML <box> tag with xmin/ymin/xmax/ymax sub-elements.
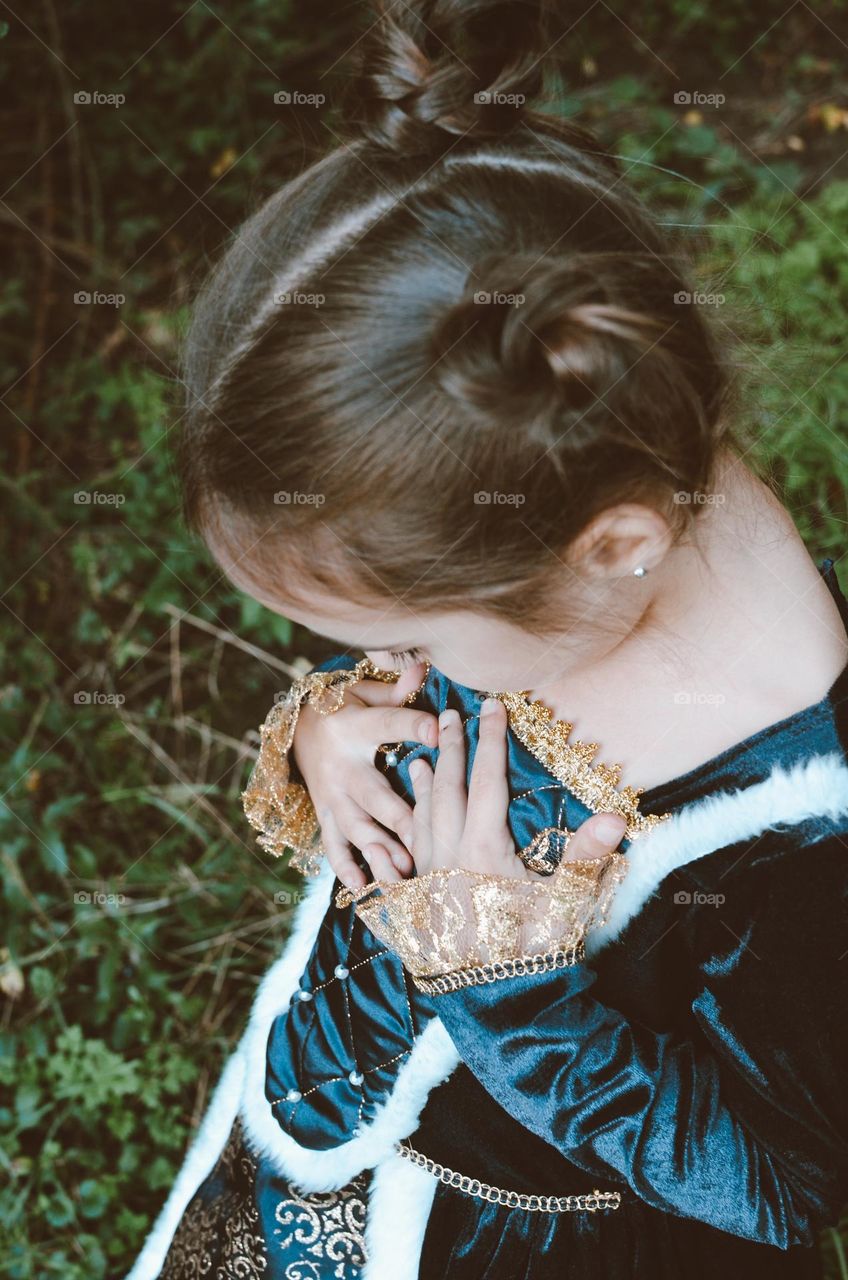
<box><xmin>388</xmin><ymin>647</ymin><xmax>424</xmax><ymax>669</ymax></box>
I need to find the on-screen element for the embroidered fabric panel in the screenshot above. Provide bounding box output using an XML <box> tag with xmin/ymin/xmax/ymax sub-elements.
<box><xmin>158</xmin><ymin>1117</ymin><xmax>369</xmax><ymax>1279</ymax></box>
<box><xmin>256</xmin><ymin>1154</ymin><xmax>369</xmax><ymax>1279</ymax></box>
<box><xmin>159</xmin><ymin>1119</ymin><xmax>268</xmax><ymax>1279</ymax></box>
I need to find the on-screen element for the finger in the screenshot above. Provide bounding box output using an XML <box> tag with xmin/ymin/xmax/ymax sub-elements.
<box><xmin>562</xmin><ymin>812</ymin><xmax>627</xmax><ymax>862</ymax></box>
<box><xmin>361</xmin><ymin>843</ymin><xmax>403</xmax><ymax>884</ymax></box>
<box><xmin>333</xmin><ymin>796</ymin><xmax>412</xmax><ymax>869</ymax></box>
<box><xmin>360</xmin><ymin>774</ymin><xmax>416</xmax><ymax>850</ymax></box>
<box><xmin>355</xmin><ymin>660</ymin><xmax>428</xmax><ymax>707</ymax></box>
<box><xmin>408</xmin><ymin>756</ymin><xmax>434</xmax><ymax>868</ymax></box>
<box><xmin>431</xmin><ymin>708</ymin><xmax>467</xmax><ymax>855</ymax></box>
<box><xmin>364</xmin><ymin>705</ymin><xmax>438</xmax><ymax>749</ymax></box>
<box><xmin>319</xmin><ymin>807</ymin><xmax>368</xmax><ymax>892</ymax></box>
<box><xmin>466</xmin><ymin>697</ymin><xmax>511</xmax><ymax>834</ymax></box>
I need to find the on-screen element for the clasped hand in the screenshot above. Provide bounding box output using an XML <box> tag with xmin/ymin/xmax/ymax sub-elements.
<box><xmin>292</xmin><ymin>661</ymin><xmax>627</xmax><ymax>892</ymax></box>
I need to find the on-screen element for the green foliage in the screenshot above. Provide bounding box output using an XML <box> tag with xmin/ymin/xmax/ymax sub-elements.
<box><xmin>2</xmin><ymin>1</ymin><xmax>847</xmax><ymax>1276</ymax></box>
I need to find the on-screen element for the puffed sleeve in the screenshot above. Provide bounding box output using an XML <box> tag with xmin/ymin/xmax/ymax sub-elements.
<box><xmin>414</xmin><ymin>834</ymin><xmax>848</xmax><ymax>1248</ymax></box>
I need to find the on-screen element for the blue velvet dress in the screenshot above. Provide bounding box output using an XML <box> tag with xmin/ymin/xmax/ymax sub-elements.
<box><xmin>148</xmin><ymin>559</ymin><xmax>848</xmax><ymax>1280</ymax></box>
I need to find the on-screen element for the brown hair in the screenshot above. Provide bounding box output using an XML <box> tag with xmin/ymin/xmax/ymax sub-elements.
<box><xmin>179</xmin><ymin>0</ymin><xmax>736</xmax><ymax>631</ymax></box>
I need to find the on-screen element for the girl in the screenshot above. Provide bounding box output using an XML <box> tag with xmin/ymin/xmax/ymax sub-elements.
<box><xmin>129</xmin><ymin>1</ymin><xmax>848</xmax><ymax>1277</ymax></box>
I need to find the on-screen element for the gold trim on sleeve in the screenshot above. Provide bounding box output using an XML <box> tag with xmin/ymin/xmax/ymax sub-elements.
<box><xmin>334</xmin><ymin>852</ymin><xmax>627</xmax><ymax>982</ymax></box>
<box><xmin>241</xmin><ymin>658</ymin><xmax>401</xmax><ymax>876</ymax></box>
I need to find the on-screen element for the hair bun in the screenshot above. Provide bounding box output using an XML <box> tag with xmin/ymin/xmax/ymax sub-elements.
<box><xmin>428</xmin><ymin>251</ymin><xmax>677</xmax><ymax>445</ymax></box>
<box><xmin>349</xmin><ymin>0</ymin><xmax>558</xmax><ymax>154</ymax></box>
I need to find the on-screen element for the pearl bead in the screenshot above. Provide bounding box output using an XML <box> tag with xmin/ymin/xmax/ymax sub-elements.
<box><xmin>348</xmin><ymin>1070</ymin><xmax>364</xmax><ymax>1086</ymax></box>
<box><xmin>384</xmin><ymin>750</ymin><xmax>398</xmax><ymax>767</ymax></box>
<box><xmin>297</xmin><ymin>989</ymin><xmax>313</xmax><ymax>1002</ymax></box>
<box><xmin>286</xmin><ymin>1088</ymin><xmax>302</xmax><ymax>1102</ymax></box>
<box><xmin>334</xmin><ymin>964</ymin><xmax>349</xmax><ymax>979</ymax></box>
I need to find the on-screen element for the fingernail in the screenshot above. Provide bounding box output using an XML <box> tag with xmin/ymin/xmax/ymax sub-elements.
<box><xmin>418</xmin><ymin>717</ymin><xmax>436</xmax><ymax>745</ymax></box>
<box><xmin>439</xmin><ymin>708</ymin><xmax>460</xmax><ymax>730</ymax></box>
<box><xmin>481</xmin><ymin>697</ymin><xmax>500</xmax><ymax>716</ymax></box>
<box><xmin>361</xmin><ymin>848</ymin><xmax>372</xmax><ymax>863</ymax></box>
<box><xmin>596</xmin><ymin>815</ymin><xmax>626</xmax><ymax>842</ymax></box>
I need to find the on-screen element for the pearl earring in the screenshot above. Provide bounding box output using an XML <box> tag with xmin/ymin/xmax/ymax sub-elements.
<box><xmin>633</xmin><ymin>565</ymin><xmax>648</xmax><ymax>577</ymax></box>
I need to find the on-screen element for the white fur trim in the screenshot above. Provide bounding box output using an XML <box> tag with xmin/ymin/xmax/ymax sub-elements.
<box><xmin>364</xmin><ymin>1151</ymin><xmax>438</xmax><ymax>1280</ymax></box>
<box><xmin>587</xmin><ymin>751</ymin><xmax>848</xmax><ymax>956</ymax></box>
<box><xmin>125</xmin><ymin>1048</ymin><xmax>245</xmax><ymax>1280</ymax></box>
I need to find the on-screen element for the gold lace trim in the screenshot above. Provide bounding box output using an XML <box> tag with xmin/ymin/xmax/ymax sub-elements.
<box><xmin>334</xmin><ymin>853</ymin><xmax>626</xmax><ymax>981</ymax></box>
<box><xmin>241</xmin><ymin>658</ymin><xmax>400</xmax><ymax>876</ymax></box>
<box><xmin>396</xmin><ymin>1140</ymin><xmax>622</xmax><ymax>1213</ymax></box>
<box><xmin>490</xmin><ymin>689</ymin><xmax>671</xmax><ymax>840</ymax></box>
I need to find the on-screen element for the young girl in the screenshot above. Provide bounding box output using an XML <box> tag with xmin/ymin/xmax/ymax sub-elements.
<box><xmin>129</xmin><ymin>2</ymin><xmax>848</xmax><ymax>1277</ymax></box>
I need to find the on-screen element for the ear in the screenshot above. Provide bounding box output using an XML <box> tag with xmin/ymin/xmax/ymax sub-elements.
<box><xmin>568</xmin><ymin>503</ymin><xmax>673</xmax><ymax>580</ymax></box>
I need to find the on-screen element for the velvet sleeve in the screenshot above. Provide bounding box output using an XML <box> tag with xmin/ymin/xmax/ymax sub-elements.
<box><xmin>429</xmin><ymin>834</ymin><xmax>848</xmax><ymax>1248</ymax></box>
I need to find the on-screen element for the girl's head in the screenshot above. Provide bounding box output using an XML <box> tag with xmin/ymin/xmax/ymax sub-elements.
<box><xmin>180</xmin><ymin>0</ymin><xmax>740</xmax><ymax>688</ymax></box>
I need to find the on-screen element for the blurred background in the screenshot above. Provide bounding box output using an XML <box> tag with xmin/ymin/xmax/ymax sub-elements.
<box><xmin>2</xmin><ymin>1</ymin><xmax>848</xmax><ymax>1275</ymax></box>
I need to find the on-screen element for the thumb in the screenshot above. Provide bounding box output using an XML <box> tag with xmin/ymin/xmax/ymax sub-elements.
<box><xmin>563</xmin><ymin>812</ymin><xmax>627</xmax><ymax>862</ymax></box>
<box><xmin>356</xmin><ymin>660</ymin><xmax>429</xmax><ymax>708</ymax></box>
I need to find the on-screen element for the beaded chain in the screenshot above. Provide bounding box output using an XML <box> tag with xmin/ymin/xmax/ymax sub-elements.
<box><xmin>396</xmin><ymin>1140</ymin><xmax>622</xmax><ymax>1213</ymax></box>
<box><xmin>411</xmin><ymin>942</ymin><xmax>585</xmax><ymax>995</ymax></box>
